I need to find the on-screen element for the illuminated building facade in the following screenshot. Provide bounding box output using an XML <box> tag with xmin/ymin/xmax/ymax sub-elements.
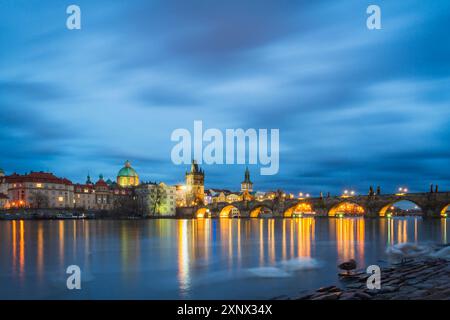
<box><xmin>117</xmin><ymin>160</ymin><xmax>140</xmax><ymax>188</ymax></box>
<box><xmin>95</xmin><ymin>174</ymin><xmax>113</xmax><ymax>210</ymax></box>
<box><xmin>0</xmin><ymin>168</ymin><xmax>8</xmax><ymax>208</ymax></box>
<box><xmin>136</xmin><ymin>182</ymin><xmax>176</xmax><ymax>216</ymax></box>
<box><xmin>3</xmin><ymin>172</ymin><xmax>74</xmax><ymax>209</ymax></box>
<box><xmin>73</xmin><ymin>174</ymin><xmax>96</xmax><ymax>209</ymax></box>
<box><xmin>175</xmin><ymin>184</ymin><xmax>187</xmax><ymax>207</ymax></box>
<box><xmin>185</xmin><ymin>160</ymin><xmax>204</xmax><ymax>206</ymax></box>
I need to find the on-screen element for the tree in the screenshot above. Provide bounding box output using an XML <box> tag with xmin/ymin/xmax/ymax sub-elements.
<box><xmin>29</xmin><ymin>191</ymin><xmax>49</xmax><ymax>209</ymax></box>
<box><xmin>149</xmin><ymin>184</ymin><xmax>167</xmax><ymax>217</ymax></box>
<box><xmin>112</xmin><ymin>193</ymin><xmax>140</xmax><ymax>217</ymax></box>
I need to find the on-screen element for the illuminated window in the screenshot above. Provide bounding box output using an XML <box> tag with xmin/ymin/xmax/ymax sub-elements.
<box><xmin>36</xmin><ymin>183</ymin><xmax>43</xmax><ymax>188</ymax></box>
<box><xmin>58</xmin><ymin>196</ymin><xmax>64</xmax><ymax>202</ymax></box>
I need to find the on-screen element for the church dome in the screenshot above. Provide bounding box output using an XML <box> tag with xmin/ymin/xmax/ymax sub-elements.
<box><xmin>117</xmin><ymin>160</ymin><xmax>139</xmax><ymax>187</ymax></box>
<box><xmin>118</xmin><ymin>161</ymin><xmax>138</xmax><ymax>177</ymax></box>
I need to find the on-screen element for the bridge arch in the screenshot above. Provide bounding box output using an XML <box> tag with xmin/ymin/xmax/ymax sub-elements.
<box><xmin>379</xmin><ymin>199</ymin><xmax>423</xmax><ymax>217</ymax></box>
<box><xmin>219</xmin><ymin>205</ymin><xmax>241</xmax><ymax>218</ymax></box>
<box><xmin>250</xmin><ymin>205</ymin><xmax>273</xmax><ymax>218</ymax></box>
<box><xmin>195</xmin><ymin>207</ymin><xmax>210</xmax><ymax>218</ymax></box>
<box><xmin>440</xmin><ymin>204</ymin><xmax>450</xmax><ymax>217</ymax></box>
<box><xmin>284</xmin><ymin>202</ymin><xmax>315</xmax><ymax>217</ymax></box>
<box><xmin>328</xmin><ymin>201</ymin><xmax>365</xmax><ymax>217</ymax></box>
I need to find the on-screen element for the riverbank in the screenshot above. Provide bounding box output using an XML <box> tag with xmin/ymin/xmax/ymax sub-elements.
<box><xmin>294</xmin><ymin>250</ymin><xmax>450</xmax><ymax>300</ymax></box>
<box><xmin>0</xmin><ymin>209</ymin><xmax>181</xmax><ymax>220</ymax></box>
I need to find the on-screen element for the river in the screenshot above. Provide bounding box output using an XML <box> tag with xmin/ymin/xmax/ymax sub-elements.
<box><xmin>0</xmin><ymin>217</ymin><xmax>448</xmax><ymax>299</ymax></box>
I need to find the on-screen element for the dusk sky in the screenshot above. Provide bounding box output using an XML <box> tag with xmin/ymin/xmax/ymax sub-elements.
<box><xmin>1</xmin><ymin>0</ymin><xmax>449</xmax><ymax>195</ymax></box>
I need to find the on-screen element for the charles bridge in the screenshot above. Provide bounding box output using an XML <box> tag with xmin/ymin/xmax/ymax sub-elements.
<box><xmin>180</xmin><ymin>187</ymin><xmax>450</xmax><ymax>219</ymax></box>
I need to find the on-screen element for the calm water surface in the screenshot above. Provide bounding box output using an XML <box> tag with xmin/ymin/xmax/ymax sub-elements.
<box><xmin>0</xmin><ymin>218</ymin><xmax>448</xmax><ymax>299</ymax></box>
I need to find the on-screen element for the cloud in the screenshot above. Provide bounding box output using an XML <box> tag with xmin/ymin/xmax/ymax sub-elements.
<box><xmin>0</xmin><ymin>0</ymin><xmax>449</xmax><ymax>194</ymax></box>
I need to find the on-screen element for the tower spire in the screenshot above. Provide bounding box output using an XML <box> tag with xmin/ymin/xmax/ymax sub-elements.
<box><xmin>86</xmin><ymin>172</ymin><xmax>92</xmax><ymax>185</ymax></box>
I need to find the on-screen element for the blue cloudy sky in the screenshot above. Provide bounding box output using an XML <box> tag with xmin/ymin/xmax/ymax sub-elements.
<box><xmin>1</xmin><ymin>0</ymin><xmax>449</xmax><ymax>195</ymax></box>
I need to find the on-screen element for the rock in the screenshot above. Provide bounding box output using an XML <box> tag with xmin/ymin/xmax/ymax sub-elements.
<box><xmin>339</xmin><ymin>292</ymin><xmax>357</xmax><ymax>300</ymax></box>
<box><xmin>405</xmin><ymin>278</ymin><xmax>424</xmax><ymax>286</ymax></box>
<box><xmin>363</xmin><ymin>289</ymin><xmax>380</xmax><ymax>296</ymax></box>
<box><xmin>317</xmin><ymin>285</ymin><xmax>339</xmax><ymax>293</ymax></box>
<box><xmin>398</xmin><ymin>285</ymin><xmax>416</xmax><ymax>293</ymax></box>
<box><xmin>271</xmin><ymin>295</ymin><xmax>290</xmax><ymax>300</ymax></box>
<box><xmin>422</xmin><ymin>292</ymin><xmax>448</xmax><ymax>300</ymax></box>
<box><xmin>415</xmin><ymin>283</ymin><xmax>434</xmax><ymax>290</ymax></box>
<box><xmin>407</xmin><ymin>290</ymin><xmax>429</xmax><ymax>299</ymax></box>
<box><xmin>390</xmin><ymin>294</ymin><xmax>410</xmax><ymax>300</ymax></box>
<box><xmin>345</xmin><ymin>283</ymin><xmax>363</xmax><ymax>289</ymax></box>
<box><xmin>311</xmin><ymin>292</ymin><xmax>341</xmax><ymax>300</ymax></box>
<box><xmin>354</xmin><ymin>291</ymin><xmax>372</xmax><ymax>300</ymax></box>
<box><xmin>290</xmin><ymin>251</ymin><xmax>450</xmax><ymax>300</ymax></box>
<box><xmin>379</xmin><ymin>286</ymin><xmax>398</xmax><ymax>294</ymax></box>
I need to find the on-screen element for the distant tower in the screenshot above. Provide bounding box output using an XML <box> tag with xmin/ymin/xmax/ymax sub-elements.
<box><xmin>185</xmin><ymin>160</ymin><xmax>205</xmax><ymax>206</ymax></box>
<box><xmin>240</xmin><ymin>167</ymin><xmax>253</xmax><ymax>193</ymax></box>
<box><xmin>86</xmin><ymin>173</ymin><xmax>93</xmax><ymax>185</ymax></box>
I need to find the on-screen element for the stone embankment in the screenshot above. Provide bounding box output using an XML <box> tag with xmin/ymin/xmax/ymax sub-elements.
<box><xmin>293</xmin><ymin>248</ymin><xmax>450</xmax><ymax>300</ymax></box>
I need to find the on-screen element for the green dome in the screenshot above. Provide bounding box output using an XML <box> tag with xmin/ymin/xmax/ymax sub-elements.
<box><xmin>117</xmin><ymin>161</ymin><xmax>138</xmax><ymax>177</ymax></box>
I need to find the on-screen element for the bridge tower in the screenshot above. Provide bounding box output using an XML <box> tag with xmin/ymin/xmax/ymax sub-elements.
<box><xmin>240</xmin><ymin>167</ymin><xmax>253</xmax><ymax>193</ymax></box>
<box><xmin>185</xmin><ymin>160</ymin><xmax>205</xmax><ymax>206</ymax></box>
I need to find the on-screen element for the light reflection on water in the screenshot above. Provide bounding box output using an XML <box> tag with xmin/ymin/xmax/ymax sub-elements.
<box><xmin>0</xmin><ymin>217</ymin><xmax>448</xmax><ymax>300</ymax></box>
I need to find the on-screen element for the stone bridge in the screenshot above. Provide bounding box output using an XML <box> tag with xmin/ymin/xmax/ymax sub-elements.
<box><xmin>189</xmin><ymin>191</ymin><xmax>450</xmax><ymax>219</ymax></box>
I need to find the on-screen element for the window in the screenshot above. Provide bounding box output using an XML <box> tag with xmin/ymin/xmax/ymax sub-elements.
<box><xmin>36</xmin><ymin>183</ymin><xmax>43</xmax><ymax>188</ymax></box>
<box><xmin>58</xmin><ymin>196</ymin><xmax>64</xmax><ymax>202</ymax></box>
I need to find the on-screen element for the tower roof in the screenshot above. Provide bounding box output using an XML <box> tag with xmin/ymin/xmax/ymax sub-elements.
<box><xmin>86</xmin><ymin>173</ymin><xmax>93</xmax><ymax>185</ymax></box>
<box><xmin>188</xmin><ymin>159</ymin><xmax>204</xmax><ymax>174</ymax></box>
<box><xmin>95</xmin><ymin>174</ymin><xmax>108</xmax><ymax>187</ymax></box>
<box><xmin>242</xmin><ymin>167</ymin><xmax>252</xmax><ymax>183</ymax></box>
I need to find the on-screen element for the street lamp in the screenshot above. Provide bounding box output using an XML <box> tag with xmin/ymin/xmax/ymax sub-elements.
<box><xmin>397</xmin><ymin>187</ymin><xmax>408</xmax><ymax>195</ymax></box>
<box><xmin>342</xmin><ymin>190</ymin><xmax>355</xmax><ymax>197</ymax></box>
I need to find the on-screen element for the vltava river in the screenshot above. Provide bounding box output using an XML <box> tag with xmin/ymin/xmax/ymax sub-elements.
<box><xmin>0</xmin><ymin>218</ymin><xmax>448</xmax><ymax>299</ymax></box>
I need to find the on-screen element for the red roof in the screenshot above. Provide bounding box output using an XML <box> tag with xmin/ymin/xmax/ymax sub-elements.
<box><xmin>74</xmin><ymin>184</ymin><xmax>95</xmax><ymax>193</ymax></box>
<box><xmin>5</xmin><ymin>172</ymin><xmax>73</xmax><ymax>186</ymax></box>
<box><xmin>95</xmin><ymin>179</ymin><xmax>108</xmax><ymax>187</ymax></box>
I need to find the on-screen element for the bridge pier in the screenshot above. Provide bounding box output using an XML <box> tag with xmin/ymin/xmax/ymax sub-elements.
<box><xmin>422</xmin><ymin>208</ymin><xmax>443</xmax><ymax>219</ymax></box>
<box><xmin>315</xmin><ymin>208</ymin><xmax>328</xmax><ymax>217</ymax></box>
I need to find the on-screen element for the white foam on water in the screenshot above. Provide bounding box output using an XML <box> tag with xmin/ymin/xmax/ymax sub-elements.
<box><xmin>385</xmin><ymin>242</ymin><xmax>431</xmax><ymax>262</ymax></box>
<box><xmin>430</xmin><ymin>246</ymin><xmax>450</xmax><ymax>260</ymax></box>
<box><xmin>245</xmin><ymin>267</ymin><xmax>291</xmax><ymax>278</ymax></box>
<box><xmin>278</xmin><ymin>257</ymin><xmax>322</xmax><ymax>272</ymax></box>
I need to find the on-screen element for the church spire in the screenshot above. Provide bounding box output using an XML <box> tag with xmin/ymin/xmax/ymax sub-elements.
<box><xmin>244</xmin><ymin>167</ymin><xmax>251</xmax><ymax>182</ymax></box>
<box><xmin>86</xmin><ymin>172</ymin><xmax>92</xmax><ymax>185</ymax></box>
